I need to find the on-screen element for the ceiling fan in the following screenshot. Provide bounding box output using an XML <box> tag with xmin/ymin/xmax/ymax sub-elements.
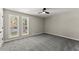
<box><xmin>39</xmin><ymin>8</ymin><xmax>50</xmax><ymax>14</ymax></box>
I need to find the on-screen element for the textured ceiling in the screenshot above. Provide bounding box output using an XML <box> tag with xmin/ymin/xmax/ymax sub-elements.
<box><xmin>5</xmin><ymin>8</ymin><xmax>73</xmax><ymax>18</ymax></box>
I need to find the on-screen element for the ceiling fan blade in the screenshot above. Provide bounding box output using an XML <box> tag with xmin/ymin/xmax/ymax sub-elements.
<box><xmin>45</xmin><ymin>12</ymin><xmax>50</xmax><ymax>14</ymax></box>
<box><xmin>43</xmin><ymin>8</ymin><xmax>46</xmax><ymax>10</ymax></box>
<box><xmin>43</xmin><ymin>8</ymin><xmax>46</xmax><ymax>12</ymax></box>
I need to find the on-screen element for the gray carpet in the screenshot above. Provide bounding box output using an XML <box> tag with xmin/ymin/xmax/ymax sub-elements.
<box><xmin>0</xmin><ymin>34</ymin><xmax>79</xmax><ymax>51</ymax></box>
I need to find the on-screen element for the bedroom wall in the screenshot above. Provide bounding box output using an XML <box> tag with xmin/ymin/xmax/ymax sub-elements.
<box><xmin>45</xmin><ymin>9</ymin><xmax>79</xmax><ymax>41</ymax></box>
<box><xmin>3</xmin><ymin>9</ymin><xmax>44</xmax><ymax>42</ymax></box>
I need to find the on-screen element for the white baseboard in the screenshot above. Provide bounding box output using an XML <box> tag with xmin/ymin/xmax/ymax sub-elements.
<box><xmin>29</xmin><ymin>33</ymin><xmax>43</xmax><ymax>36</ymax></box>
<box><xmin>45</xmin><ymin>32</ymin><xmax>79</xmax><ymax>41</ymax></box>
<box><xmin>4</xmin><ymin>33</ymin><xmax>44</xmax><ymax>42</ymax></box>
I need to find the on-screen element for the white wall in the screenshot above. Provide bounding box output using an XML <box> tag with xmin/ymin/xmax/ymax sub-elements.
<box><xmin>0</xmin><ymin>8</ymin><xmax>3</xmax><ymax>47</ymax></box>
<box><xmin>45</xmin><ymin>9</ymin><xmax>79</xmax><ymax>41</ymax></box>
<box><xmin>3</xmin><ymin>9</ymin><xmax>44</xmax><ymax>42</ymax></box>
<box><xmin>29</xmin><ymin>16</ymin><xmax>44</xmax><ymax>36</ymax></box>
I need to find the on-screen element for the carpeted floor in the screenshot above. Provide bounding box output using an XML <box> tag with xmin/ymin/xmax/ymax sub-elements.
<box><xmin>0</xmin><ymin>34</ymin><xmax>79</xmax><ymax>51</ymax></box>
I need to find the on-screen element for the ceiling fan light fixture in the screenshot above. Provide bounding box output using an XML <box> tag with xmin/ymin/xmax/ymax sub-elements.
<box><xmin>38</xmin><ymin>8</ymin><xmax>50</xmax><ymax>14</ymax></box>
<box><xmin>41</xmin><ymin>12</ymin><xmax>46</xmax><ymax>14</ymax></box>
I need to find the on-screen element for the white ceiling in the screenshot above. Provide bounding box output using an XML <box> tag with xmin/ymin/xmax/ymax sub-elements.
<box><xmin>5</xmin><ymin>8</ymin><xmax>73</xmax><ymax>18</ymax></box>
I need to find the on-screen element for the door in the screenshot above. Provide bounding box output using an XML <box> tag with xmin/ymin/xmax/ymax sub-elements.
<box><xmin>8</xmin><ymin>14</ymin><xmax>19</xmax><ymax>38</ymax></box>
<box><xmin>21</xmin><ymin>16</ymin><xmax>29</xmax><ymax>35</ymax></box>
<box><xmin>0</xmin><ymin>8</ymin><xmax>3</xmax><ymax>47</ymax></box>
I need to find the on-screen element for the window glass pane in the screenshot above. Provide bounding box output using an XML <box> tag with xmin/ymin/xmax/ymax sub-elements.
<box><xmin>22</xmin><ymin>16</ymin><xmax>29</xmax><ymax>35</ymax></box>
<box><xmin>8</xmin><ymin>14</ymin><xmax>19</xmax><ymax>38</ymax></box>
